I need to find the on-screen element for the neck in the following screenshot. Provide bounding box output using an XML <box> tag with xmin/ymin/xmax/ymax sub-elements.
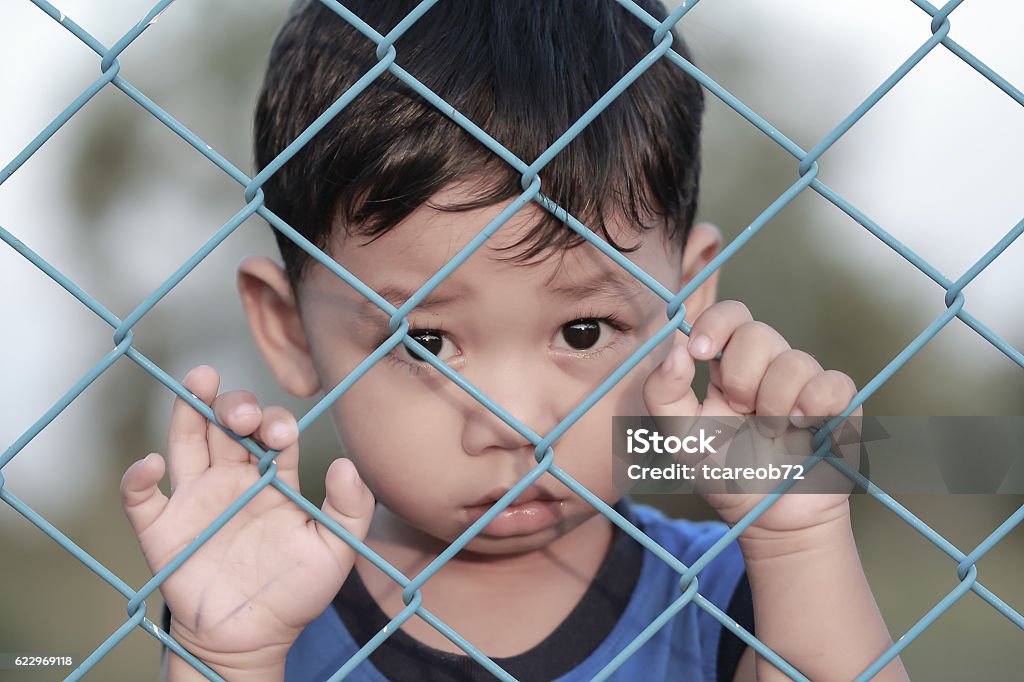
<box><xmin>352</xmin><ymin>503</ymin><xmax>616</xmax><ymax>655</ymax></box>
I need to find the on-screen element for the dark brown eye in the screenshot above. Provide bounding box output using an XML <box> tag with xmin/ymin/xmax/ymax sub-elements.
<box><xmin>562</xmin><ymin>319</ymin><xmax>601</xmax><ymax>350</ymax></box>
<box><xmin>406</xmin><ymin>331</ymin><xmax>445</xmax><ymax>361</ymax></box>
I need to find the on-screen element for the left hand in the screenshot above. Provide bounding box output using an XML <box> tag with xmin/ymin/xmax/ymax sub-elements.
<box><xmin>642</xmin><ymin>300</ymin><xmax>861</xmax><ymax>534</ymax></box>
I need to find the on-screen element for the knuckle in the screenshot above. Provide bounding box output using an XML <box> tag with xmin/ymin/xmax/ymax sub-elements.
<box><xmin>695</xmin><ymin>299</ymin><xmax>748</xmax><ymax>329</ymax></box>
<box><xmin>720</xmin><ymin>366</ymin><xmax>753</xmax><ymax>394</ymax></box>
<box><xmin>825</xmin><ymin>370</ymin><xmax>858</xmax><ymax>399</ymax></box>
<box><xmin>756</xmin><ymin>383</ymin><xmax>792</xmax><ymax>415</ymax></box>
<box><xmin>755</xmin><ymin>395</ymin><xmax>787</xmax><ymax>417</ymax></box>
<box><xmin>801</xmin><ymin>371</ymin><xmax>856</xmax><ymax>410</ymax></box>
<box><xmin>719</xmin><ymin>300</ymin><xmax>751</xmax><ymax>319</ymax></box>
<box><xmin>801</xmin><ymin>378</ymin><xmax>831</xmax><ymax>404</ymax></box>
<box><xmin>168</xmin><ymin>429</ymin><xmax>208</xmax><ymax>447</ymax></box>
<box><xmin>728</xmin><ymin>321</ymin><xmax>785</xmax><ymax>351</ymax></box>
<box><xmin>737</xmin><ymin>320</ymin><xmax>771</xmax><ymax>339</ymax></box>
<box><xmin>776</xmin><ymin>349</ymin><xmax>819</xmax><ymax>373</ymax></box>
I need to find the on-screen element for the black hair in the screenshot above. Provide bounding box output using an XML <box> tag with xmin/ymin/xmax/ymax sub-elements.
<box><xmin>254</xmin><ymin>0</ymin><xmax>704</xmax><ymax>290</ymax></box>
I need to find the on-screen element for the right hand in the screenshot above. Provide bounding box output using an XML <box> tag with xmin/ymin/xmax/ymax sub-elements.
<box><xmin>120</xmin><ymin>365</ymin><xmax>375</xmax><ymax>675</ymax></box>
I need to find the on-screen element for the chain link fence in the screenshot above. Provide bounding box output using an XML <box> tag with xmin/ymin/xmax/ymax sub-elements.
<box><xmin>1</xmin><ymin>0</ymin><xmax>1022</xmax><ymax>680</ymax></box>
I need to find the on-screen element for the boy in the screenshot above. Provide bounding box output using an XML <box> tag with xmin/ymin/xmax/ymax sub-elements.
<box><xmin>120</xmin><ymin>1</ymin><xmax>909</xmax><ymax>680</ymax></box>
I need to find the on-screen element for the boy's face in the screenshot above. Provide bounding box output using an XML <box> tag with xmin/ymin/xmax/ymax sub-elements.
<box><xmin>242</xmin><ymin>183</ymin><xmax>719</xmax><ymax>556</ymax></box>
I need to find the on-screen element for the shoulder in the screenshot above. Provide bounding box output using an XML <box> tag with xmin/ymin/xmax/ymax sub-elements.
<box><xmin>627</xmin><ymin>501</ymin><xmax>749</xmax><ymax>681</ymax></box>
<box><xmin>629</xmin><ymin>501</ymin><xmax>744</xmax><ymax>573</ymax></box>
<box><xmin>286</xmin><ymin>604</ymin><xmax>382</xmax><ymax>681</ymax></box>
<box><xmin>565</xmin><ymin>501</ymin><xmax>748</xmax><ymax>682</ymax></box>
<box><xmin>628</xmin><ymin>501</ymin><xmax>745</xmax><ymax>607</ymax></box>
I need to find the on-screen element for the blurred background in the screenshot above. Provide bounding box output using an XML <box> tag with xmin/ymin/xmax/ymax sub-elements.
<box><xmin>1</xmin><ymin>0</ymin><xmax>1022</xmax><ymax>679</ymax></box>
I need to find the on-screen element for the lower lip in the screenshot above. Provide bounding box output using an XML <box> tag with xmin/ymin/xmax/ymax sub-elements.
<box><xmin>464</xmin><ymin>499</ymin><xmax>564</xmax><ymax>537</ymax></box>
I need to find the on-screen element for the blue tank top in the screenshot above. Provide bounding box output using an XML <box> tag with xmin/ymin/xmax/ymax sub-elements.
<box><xmin>285</xmin><ymin>502</ymin><xmax>747</xmax><ymax>681</ymax></box>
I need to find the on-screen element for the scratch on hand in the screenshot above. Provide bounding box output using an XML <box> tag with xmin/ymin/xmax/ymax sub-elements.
<box><xmin>209</xmin><ymin>564</ymin><xmax>296</xmax><ymax>631</ymax></box>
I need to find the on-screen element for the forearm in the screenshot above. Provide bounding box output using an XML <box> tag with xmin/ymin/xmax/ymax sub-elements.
<box><xmin>739</xmin><ymin>504</ymin><xmax>908</xmax><ymax>682</ymax></box>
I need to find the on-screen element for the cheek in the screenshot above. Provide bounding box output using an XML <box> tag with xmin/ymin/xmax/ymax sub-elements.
<box><xmin>604</xmin><ymin>361</ymin><xmax>654</xmax><ymax>417</ymax></box>
<box><xmin>548</xmin><ymin>355</ymin><xmax>656</xmax><ymax>455</ymax></box>
<box><xmin>330</xmin><ymin>382</ymin><xmax>460</xmax><ymax>501</ymax></box>
<box><xmin>556</xmin><ymin>373</ymin><xmax>649</xmax><ymax>495</ymax></box>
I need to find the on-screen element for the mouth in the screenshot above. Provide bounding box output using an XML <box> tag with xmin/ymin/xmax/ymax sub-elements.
<box><xmin>468</xmin><ymin>484</ymin><xmax>559</xmax><ymax>508</ymax></box>
<box><xmin>463</xmin><ymin>485</ymin><xmax>565</xmax><ymax>537</ymax></box>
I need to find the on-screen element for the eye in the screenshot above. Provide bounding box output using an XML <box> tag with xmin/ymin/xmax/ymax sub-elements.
<box><xmin>403</xmin><ymin>329</ymin><xmax>458</xmax><ymax>363</ymax></box>
<box><xmin>554</xmin><ymin>318</ymin><xmax>619</xmax><ymax>352</ymax></box>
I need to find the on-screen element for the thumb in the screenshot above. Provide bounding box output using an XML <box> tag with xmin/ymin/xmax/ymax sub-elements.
<box><xmin>120</xmin><ymin>453</ymin><xmax>170</xmax><ymax>535</ymax></box>
<box><xmin>643</xmin><ymin>343</ymin><xmax>701</xmax><ymax>419</ymax></box>
<box><xmin>315</xmin><ymin>458</ymin><xmax>375</xmax><ymax>568</ymax></box>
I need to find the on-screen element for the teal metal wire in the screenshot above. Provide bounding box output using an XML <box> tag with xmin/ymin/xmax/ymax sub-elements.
<box><xmin>1</xmin><ymin>0</ymin><xmax>1023</xmax><ymax>680</ymax></box>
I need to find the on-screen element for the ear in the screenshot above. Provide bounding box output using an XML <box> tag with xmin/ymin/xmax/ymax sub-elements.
<box><xmin>677</xmin><ymin>222</ymin><xmax>722</xmax><ymax>326</ymax></box>
<box><xmin>237</xmin><ymin>256</ymin><xmax>321</xmax><ymax>398</ymax></box>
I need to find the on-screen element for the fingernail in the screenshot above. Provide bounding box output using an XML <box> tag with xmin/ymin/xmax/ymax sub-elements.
<box><xmin>689</xmin><ymin>335</ymin><xmax>712</xmax><ymax>357</ymax></box>
<box><xmin>337</xmin><ymin>457</ymin><xmax>356</xmax><ymax>485</ymax></box>
<box><xmin>183</xmin><ymin>365</ymin><xmax>212</xmax><ymax>385</ymax></box>
<box><xmin>270</xmin><ymin>422</ymin><xmax>293</xmax><ymax>442</ymax></box>
<box><xmin>790</xmin><ymin>408</ymin><xmax>810</xmax><ymax>428</ymax></box>
<box><xmin>236</xmin><ymin>404</ymin><xmax>260</xmax><ymax>419</ymax></box>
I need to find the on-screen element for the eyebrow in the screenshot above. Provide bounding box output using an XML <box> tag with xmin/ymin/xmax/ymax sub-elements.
<box><xmin>547</xmin><ymin>271</ymin><xmax>645</xmax><ymax>301</ymax></box>
<box><xmin>350</xmin><ymin>270</ymin><xmax>644</xmax><ymax>325</ymax></box>
<box><xmin>354</xmin><ymin>283</ymin><xmax>468</xmax><ymax>322</ymax></box>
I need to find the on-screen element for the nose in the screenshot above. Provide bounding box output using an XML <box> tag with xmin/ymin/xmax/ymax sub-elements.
<box><xmin>460</xmin><ymin>357</ymin><xmax>562</xmax><ymax>458</ymax></box>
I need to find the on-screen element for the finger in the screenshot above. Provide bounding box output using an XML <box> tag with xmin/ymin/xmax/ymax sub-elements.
<box><xmin>268</xmin><ymin>438</ymin><xmax>301</xmax><ymax>491</ymax></box>
<box><xmin>790</xmin><ymin>373</ymin><xmax>861</xmax><ymax>490</ymax></box>
<box><xmin>716</xmin><ymin>321</ymin><xmax>790</xmax><ymax>414</ymax></box>
<box><xmin>643</xmin><ymin>343</ymin><xmax>700</xmax><ymax>418</ymax></box>
<box><xmin>755</xmin><ymin>350</ymin><xmax>823</xmax><ymax>437</ymax></box>
<box><xmin>167</xmin><ymin>366</ymin><xmax>219</xmax><ymax>490</ymax></box>
<box><xmin>686</xmin><ymin>300</ymin><xmax>753</xmax><ymax>361</ymax></box>
<box><xmin>208</xmin><ymin>390</ymin><xmax>263</xmax><ymax>466</ymax></box>
<box><xmin>316</xmin><ymin>458</ymin><xmax>375</xmax><ymax>569</ymax></box>
<box><xmin>792</xmin><ymin>370</ymin><xmax>859</xmax><ymax>428</ymax></box>
<box><xmin>253</xmin><ymin>406</ymin><xmax>301</xmax><ymax>481</ymax></box>
<box><xmin>702</xmin><ymin>383</ymin><xmax>742</xmax><ymax>417</ymax></box>
<box><xmin>121</xmin><ymin>453</ymin><xmax>169</xmax><ymax>535</ymax></box>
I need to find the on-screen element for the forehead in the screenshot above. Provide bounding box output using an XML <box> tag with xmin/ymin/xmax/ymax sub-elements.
<box><xmin>307</xmin><ymin>183</ymin><xmax>680</xmax><ymax>304</ymax></box>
